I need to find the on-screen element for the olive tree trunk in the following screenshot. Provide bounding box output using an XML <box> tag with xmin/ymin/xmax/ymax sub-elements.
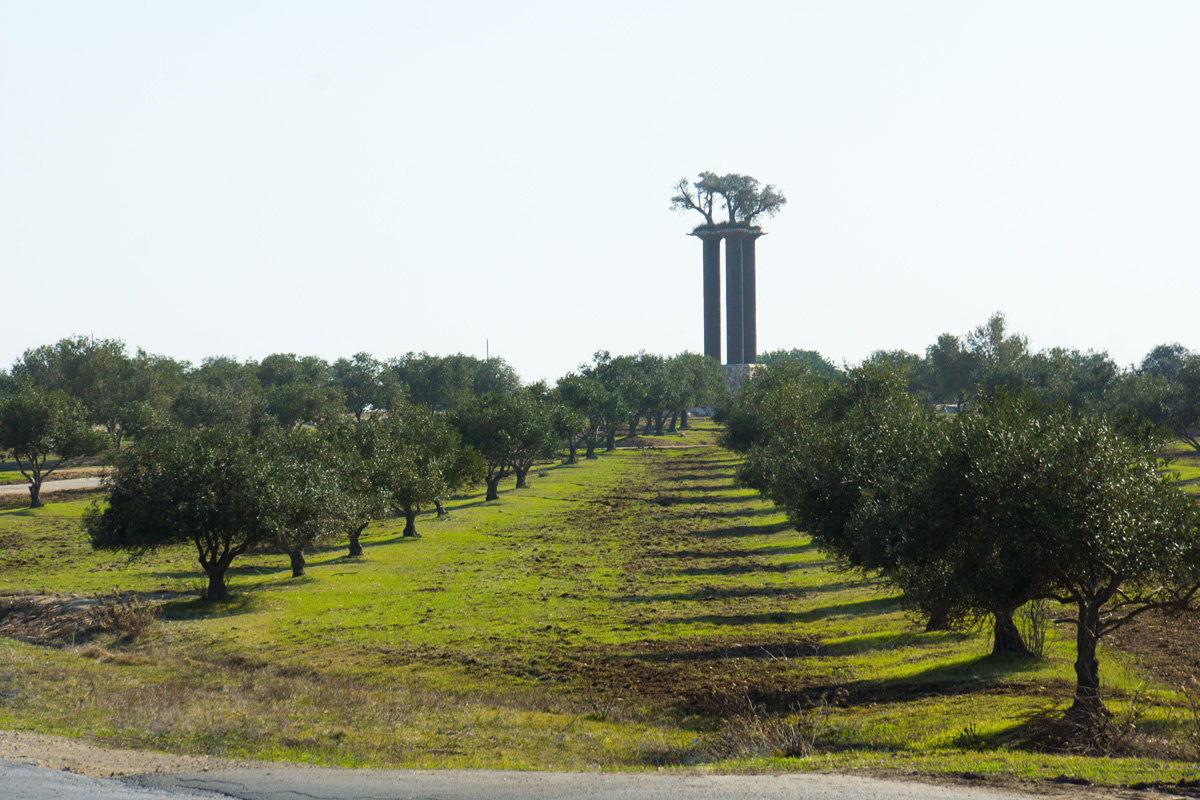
<box><xmin>201</xmin><ymin>552</ymin><xmax>236</xmax><ymax>602</ymax></box>
<box><xmin>924</xmin><ymin>607</ymin><xmax>951</xmax><ymax>632</ymax></box>
<box><xmin>991</xmin><ymin>605</ymin><xmax>1032</xmax><ymax>657</ymax></box>
<box><xmin>288</xmin><ymin>547</ymin><xmax>306</xmax><ymax>578</ymax></box>
<box><xmin>402</xmin><ymin>505</ymin><xmax>420</xmax><ymax>538</ymax></box>
<box><xmin>1068</xmin><ymin>601</ymin><xmax>1107</xmax><ymax>721</ymax></box>
<box><xmin>347</xmin><ymin>522</ymin><xmax>368</xmax><ymax>557</ymax></box>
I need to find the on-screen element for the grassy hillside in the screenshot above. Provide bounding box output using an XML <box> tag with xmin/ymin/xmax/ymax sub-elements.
<box><xmin>1</xmin><ymin>422</ymin><xmax>1198</xmax><ymax>787</ymax></box>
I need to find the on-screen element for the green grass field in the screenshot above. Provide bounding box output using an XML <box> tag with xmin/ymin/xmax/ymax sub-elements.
<box><xmin>0</xmin><ymin>471</ymin><xmax>29</xmax><ymax>486</ymax></box>
<box><xmin>1162</xmin><ymin>442</ymin><xmax>1200</xmax><ymax>495</ymax></box>
<box><xmin>2</xmin><ymin>422</ymin><xmax>1199</xmax><ymax>787</ymax></box>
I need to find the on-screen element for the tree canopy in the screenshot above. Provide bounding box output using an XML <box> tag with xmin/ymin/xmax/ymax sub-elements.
<box><xmin>671</xmin><ymin>172</ymin><xmax>786</xmax><ymax>230</ymax></box>
<box><xmin>733</xmin><ymin>359</ymin><xmax>1200</xmax><ymax>717</ymax></box>
<box><xmin>87</xmin><ymin>426</ymin><xmax>276</xmax><ymax>601</ymax></box>
<box><xmin>0</xmin><ymin>384</ymin><xmax>107</xmax><ymax>507</ymax></box>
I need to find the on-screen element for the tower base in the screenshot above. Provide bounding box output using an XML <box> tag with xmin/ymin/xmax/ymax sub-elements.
<box><xmin>722</xmin><ymin>363</ymin><xmax>764</xmax><ymax>396</ymax></box>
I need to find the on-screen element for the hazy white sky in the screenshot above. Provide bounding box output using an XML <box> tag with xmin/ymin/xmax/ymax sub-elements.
<box><xmin>3</xmin><ymin>1</ymin><xmax>1199</xmax><ymax>381</ymax></box>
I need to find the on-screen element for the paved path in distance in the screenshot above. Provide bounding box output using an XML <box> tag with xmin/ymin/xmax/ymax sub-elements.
<box><xmin>0</xmin><ymin>477</ymin><xmax>103</xmax><ymax>496</ymax></box>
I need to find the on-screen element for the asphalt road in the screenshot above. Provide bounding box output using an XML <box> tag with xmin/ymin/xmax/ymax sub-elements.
<box><xmin>1</xmin><ymin>761</ymin><xmax>218</xmax><ymax>800</ymax></box>
<box><xmin>1</xmin><ymin>761</ymin><xmax>1064</xmax><ymax>800</ymax></box>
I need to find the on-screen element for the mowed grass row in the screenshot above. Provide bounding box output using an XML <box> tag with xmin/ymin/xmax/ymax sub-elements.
<box><xmin>1</xmin><ymin>421</ymin><xmax>1198</xmax><ymax>785</ymax></box>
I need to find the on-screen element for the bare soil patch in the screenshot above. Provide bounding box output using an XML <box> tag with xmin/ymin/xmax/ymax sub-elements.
<box><xmin>1106</xmin><ymin>607</ymin><xmax>1200</xmax><ymax>689</ymax></box>
<box><xmin>0</xmin><ymin>728</ymin><xmax>262</xmax><ymax>779</ymax></box>
<box><xmin>0</xmin><ymin>592</ymin><xmax>161</xmax><ymax>647</ymax></box>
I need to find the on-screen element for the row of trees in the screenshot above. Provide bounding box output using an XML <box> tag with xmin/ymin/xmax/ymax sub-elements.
<box><xmin>817</xmin><ymin>313</ymin><xmax>1200</xmax><ymax>451</ymax></box>
<box><xmin>0</xmin><ymin>337</ymin><xmax>731</xmax><ymax>598</ymax></box>
<box><xmin>726</xmin><ymin>354</ymin><xmax>1200</xmax><ymax>720</ymax></box>
<box><xmin>0</xmin><ymin>338</ymin><xmax>729</xmax><ymax>510</ymax></box>
<box><xmin>86</xmin><ymin>406</ymin><xmax>484</xmax><ymax>599</ymax></box>
<box><xmin>2</xmin><ymin>338</ymin><xmax>524</xmax><ymax>444</ymax></box>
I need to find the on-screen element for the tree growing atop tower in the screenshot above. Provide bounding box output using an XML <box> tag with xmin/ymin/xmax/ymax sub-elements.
<box><xmin>670</xmin><ymin>172</ymin><xmax>786</xmax><ymax>229</ymax></box>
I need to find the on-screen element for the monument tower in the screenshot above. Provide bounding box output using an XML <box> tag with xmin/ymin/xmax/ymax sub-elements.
<box><xmin>672</xmin><ymin>173</ymin><xmax>785</xmax><ymax>366</ymax></box>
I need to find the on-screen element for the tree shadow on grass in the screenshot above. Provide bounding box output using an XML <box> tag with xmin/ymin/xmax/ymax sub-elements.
<box><xmin>655</xmin><ymin>543</ymin><xmax>815</xmax><ymax>559</ymax></box>
<box><xmin>148</xmin><ymin>561</ymin><xmax>279</xmax><ymax>582</ymax></box>
<box><xmin>435</xmin><ymin>486</ymin><xmax>524</xmax><ymax>514</ymax></box>
<box><xmin>633</xmin><ymin>609</ymin><xmax>815</xmax><ymax>627</ymax></box>
<box><xmin>683</xmin><ymin>507</ymin><xmax>778</xmax><ymax>521</ymax></box>
<box><xmin>657</xmin><ymin>465</ymin><xmax>739</xmax><ymax>478</ymax></box>
<box><xmin>615</xmin><ymin>584</ymin><xmax>810</xmax><ymax>603</ymax></box>
<box><xmin>657</xmin><ymin>482</ymin><xmax>743</xmax><ymax>494</ymax></box>
<box><xmin>359</xmin><ymin>533</ymin><xmax>439</xmax><ymax>549</ymax></box>
<box><xmin>894</xmin><ymin>650</ymin><xmax>1052</xmax><ymax>685</ymax></box>
<box><xmin>693</xmin><ymin>520</ymin><xmax>793</xmax><ymax>538</ymax></box>
<box><xmin>581</xmin><ymin>637</ymin><xmax>1048</xmax><ymax>719</ymax></box>
<box><xmin>733</xmin><ymin>672</ymin><xmax>1048</xmax><ymax>717</ymax></box>
<box><xmin>640</xmin><ymin>594</ymin><xmax>905</xmax><ymax>629</ymax></box>
<box><xmin>654</xmin><ymin>470</ymin><xmax>737</xmax><ymax>483</ymax></box>
<box><xmin>656</xmin><ymin>651</ymin><xmax>1049</xmax><ymax>716</ymax></box>
<box><xmin>616</xmin><ymin>579</ymin><xmax>866</xmax><ymax>606</ymax></box>
<box><xmin>733</xmin><ymin>650</ymin><xmax>1048</xmax><ymax>712</ymax></box>
<box><xmin>629</xmin><ymin>638</ymin><xmax>824</xmax><ymax>663</ymax></box>
<box><xmin>157</xmin><ymin>591</ymin><xmax>262</xmax><ymax>621</ymax></box>
<box><xmin>785</xmin><ymin>594</ymin><xmax>907</xmax><ymax>623</ymax></box>
<box><xmin>664</xmin><ymin>494</ymin><xmax>760</xmax><ymax>506</ymax></box>
<box><xmin>816</xmin><ymin>627</ymin><xmax>963</xmax><ymax>656</ymax></box>
<box><xmin>674</xmin><ymin>561</ymin><xmax>807</xmax><ymax>577</ymax></box>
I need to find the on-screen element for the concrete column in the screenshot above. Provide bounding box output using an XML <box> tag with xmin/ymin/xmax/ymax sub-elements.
<box><xmin>725</xmin><ymin>235</ymin><xmax>744</xmax><ymax>365</ymax></box>
<box><xmin>701</xmin><ymin>235</ymin><xmax>721</xmax><ymax>362</ymax></box>
<box><xmin>742</xmin><ymin>235</ymin><xmax>759</xmax><ymax>364</ymax></box>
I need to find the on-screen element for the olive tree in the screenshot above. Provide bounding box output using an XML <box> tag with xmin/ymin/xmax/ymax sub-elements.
<box><xmin>320</xmin><ymin>417</ymin><xmax>386</xmax><ymax>557</ymax></box>
<box><xmin>736</xmin><ymin>363</ymin><xmax>970</xmax><ymax>635</ymax></box>
<box><xmin>11</xmin><ymin>337</ymin><xmax>131</xmax><ymax>447</ymax></box>
<box><xmin>453</xmin><ymin>392</ymin><xmax>556</xmax><ymax>500</ymax></box>
<box><xmin>332</xmin><ymin>352</ymin><xmax>406</xmax><ymax>420</ymax></box>
<box><xmin>257</xmin><ymin>353</ymin><xmax>344</xmax><ymax>430</ymax></box>
<box><xmin>556</xmin><ymin>373</ymin><xmax>604</xmax><ymax>459</ymax></box>
<box><xmin>171</xmin><ymin>357</ymin><xmax>267</xmax><ymax>431</ymax></box>
<box><xmin>390</xmin><ymin>353</ymin><xmax>519</xmax><ymax>413</ymax></box>
<box><xmin>0</xmin><ymin>385</ymin><xmax>107</xmax><ymax>508</ymax></box>
<box><xmin>979</xmin><ymin>402</ymin><xmax>1200</xmax><ymax>719</ymax></box>
<box><xmin>579</xmin><ymin>352</ymin><xmax>632</xmax><ymax>452</ymax></box>
<box><xmin>671</xmin><ymin>172</ymin><xmax>786</xmax><ymax>228</ymax></box>
<box><xmin>506</xmin><ymin>389</ymin><xmax>560</xmax><ymax>489</ymax></box>
<box><xmin>375</xmin><ymin>406</ymin><xmax>478</xmax><ymax>537</ymax></box>
<box><xmin>926</xmin><ymin>395</ymin><xmax>1200</xmax><ymax>716</ymax></box>
<box><xmin>740</xmin><ymin>365</ymin><xmax>1200</xmax><ymax>715</ymax></box>
<box><xmin>665</xmin><ymin>352</ymin><xmax>727</xmax><ymax>430</ymax></box>
<box><xmin>87</xmin><ymin>426</ymin><xmax>273</xmax><ymax>601</ymax></box>
<box><xmin>262</xmin><ymin>426</ymin><xmax>355</xmax><ymax>577</ymax></box>
<box><xmin>536</xmin><ymin>384</ymin><xmax>585</xmax><ymax>464</ymax></box>
<box><xmin>758</xmin><ymin>348</ymin><xmax>840</xmax><ymax>379</ymax></box>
